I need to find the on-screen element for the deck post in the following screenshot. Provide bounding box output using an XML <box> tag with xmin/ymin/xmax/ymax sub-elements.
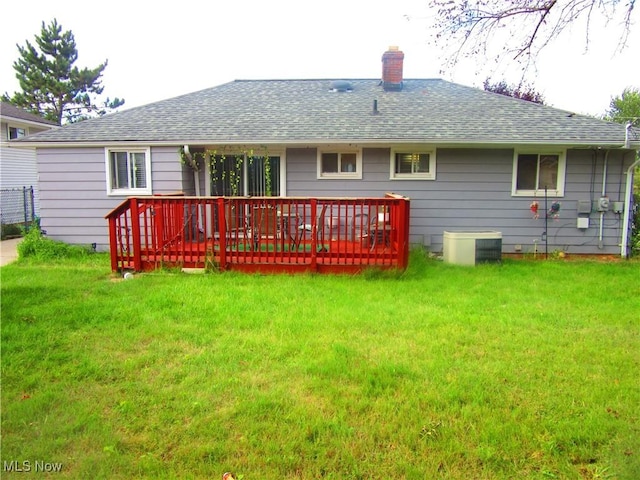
<box><xmin>310</xmin><ymin>198</ymin><xmax>317</xmax><ymax>271</ymax></box>
<box><xmin>130</xmin><ymin>197</ymin><xmax>142</xmax><ymax>271</ymax></box>
<box><xmin>108</xmin><ymin>214</ymin><xmax>119</xmax><ymax>272</ymax></box>
<box><xmin>397</xmin><ymin>196</ymin><xmax>410</xmax><ymax>269</ymax></box>
<box><xmin>217</xmin><ymin>198</ymin><xmax>227</xmax><ymax>270</ymax></box>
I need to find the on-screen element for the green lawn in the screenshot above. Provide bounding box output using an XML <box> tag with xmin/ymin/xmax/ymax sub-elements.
<box><xmin>1</xmin><ymin>251</ymin><xmax>639</xmax><ymax>479</ymax></box>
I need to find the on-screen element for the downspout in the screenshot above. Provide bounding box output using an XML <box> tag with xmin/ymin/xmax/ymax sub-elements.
<box><xmin>183</xmin><ymin>145</ymin><xmax>201</xmax><ymax>196</ymax></box>
<box><xmin>598</xmin><ymin>151</ymin><xmax>609</xmax><ymax>249</ymax></box>
<box><xmin>620</xmin><ymin>122</ymin><xmax>639</xmax><ymax>258</ymax></box>
<box><xmin>184</xmin><ymin>145</ymin><xmax>204</xmax><ymax>234</ymax></box>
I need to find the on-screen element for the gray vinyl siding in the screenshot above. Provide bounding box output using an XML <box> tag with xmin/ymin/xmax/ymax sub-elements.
<box><xmin>38</xmin><ymin>146</ymin><xmax>183</xmax><ymax>250</ymax></box>
<box><xmin>37</xmin><ymin>143</ymin><xmax>632</xmax><ymax>256</ymax></box>
<box><xmin>285</xmin><ymin>146</ymin><xmax>633</xmax><ymax>256</ymax></box>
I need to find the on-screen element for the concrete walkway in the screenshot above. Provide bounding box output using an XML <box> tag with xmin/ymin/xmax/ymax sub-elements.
<box><xmin>0</xmin><ymin>238</ymin><xmax>22</xmax><ymax>266</ymax></box>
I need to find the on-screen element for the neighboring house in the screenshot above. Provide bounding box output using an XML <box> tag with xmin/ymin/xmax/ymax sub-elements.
<box><xmin>1</xmin><ymin>102</ymin><xmax>57</xmax><ymax>219</ymax></box>
<box><xmin>14</xmin><ymin>47</ymin><xmax>640</xmax><ymax>257</ymax></box>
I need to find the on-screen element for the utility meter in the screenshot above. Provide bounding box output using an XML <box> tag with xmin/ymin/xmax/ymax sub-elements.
<box><xmin>597</xmin><ymin>197</ymin><xmax>610</xmax><ymax>212</ymax></box>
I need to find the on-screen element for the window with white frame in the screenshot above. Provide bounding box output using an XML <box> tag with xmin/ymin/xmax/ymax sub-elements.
<box><xmin>390</xmin><ymin>148</ymin><xmax>436</xmax><ymax>180</ymax></box>
<box><xmin>317</xmin><ymin>149</ymin><xmax>362</xmax><ymax>179</ymax></box>
<box><xmin>512</xmin><ymin>151</ymin><xmax>566</xmax><ymax>196</ymax></box>
<box><xmin>106</xmin><ymin>148</ymin><xmax>152</xmax><ymax>195</ymax></box>
<box><xmin>8</xmin><ymin>126</ymin><xmax>26</xmax><ymax>139</ymax></box>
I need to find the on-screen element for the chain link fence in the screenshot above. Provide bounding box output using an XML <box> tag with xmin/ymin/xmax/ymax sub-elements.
<box><xmin>1</xmin><ymin>186</ymin><xmax>35</xmax><ymax>238</ymax></box>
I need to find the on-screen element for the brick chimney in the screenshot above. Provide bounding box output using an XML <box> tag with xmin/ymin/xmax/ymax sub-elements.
<box><xmin>381</xmin><ymin>46</ymin><xmax>404</xmax><ymax>91</ymax></box>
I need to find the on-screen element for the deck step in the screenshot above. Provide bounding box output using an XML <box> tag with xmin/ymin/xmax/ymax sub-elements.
<box><xmin>181</xmin><ymin>268</ymin><xmax>206</xmax><ymax>274</ymax></box>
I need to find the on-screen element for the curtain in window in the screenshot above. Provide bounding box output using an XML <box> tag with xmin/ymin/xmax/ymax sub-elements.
<box><xmin>211</xmin><ymin>155</ymin><xmax>280</xmax><ymax>196</ymax></box>
<box><xmin>132</xmin><ymin>152</ymin><xmax>147</xmax><ymax>188</ymax></box>
<box><xmin>248</xmin><ymin>156</ymin><xmax>280</xmax><ymax>196</ymax></box>
<box><xmin>396</xmin><ymin>153</ymin><xmax>429</xmax><ymax>174</ymax></box>
<box><xmin>537</xmin><ymin>155</ymin><xmax>559</xmax><ymax>190</ymax></box>
<box><xmin>210</xmin><ymin>155</ymin><xmax>244</xmax><ymax>196</ymax></box>
<box><xmin>112</xmin><ymin>152</ymin><xmax>129</xmax><ymax>189</ymax></box>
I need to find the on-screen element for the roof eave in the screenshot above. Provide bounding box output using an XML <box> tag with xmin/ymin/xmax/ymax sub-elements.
<box><xmin>11</xmin><ymin>138</ymin><xmax>640</xmax><ymax>150</ymax></box>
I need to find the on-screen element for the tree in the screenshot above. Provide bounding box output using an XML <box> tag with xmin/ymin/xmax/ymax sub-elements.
<box><xmin>604</xmin><ymin>87</ymin><xmax>640</xmax><ymax>255</ymax></box>
<box><xmin>427</xmin><ymin>0</ymin><xmax>636</xmax><ymax>71</ymax></box>
<box><xmin>605</xmin><ymin>87</ymin><xmax>640</xmax><ymax>127</ymax></box>
<box><xmin>2</xmin><ymin>19</ymin><xmax>124</xmax><ymax>125</ymax></box>
<box><xmin>483</xmin><ymin>78</ymin><xmax>545</xmax><ymax>104</ymax></box>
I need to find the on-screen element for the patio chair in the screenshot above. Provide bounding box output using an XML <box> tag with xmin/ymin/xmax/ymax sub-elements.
<box><xmin>251</xmin><ymin>205</ymin><xmax>278</xmax><ymax>251</ymax></box>
<box><xmin>368</xmin><ymin>207</ymin><xmax>392</xmax><ymax>251</ymax></box>
<box><xmin>349</xmin><ymin>211</ymin><xmax>370</xmax><ymax>244</ymax></box>
<box><xmin>224</xmin><ymin>203</ymin><xmax>249</xmax><ymax>248</ymax></box>
<box><xmin>296</xmin><ymin>203</ymin><xmax>329</xmax><ymax>252</ymax></box>
<box><xmin>278</xmin><ymin>204</ymin><xmax>304</xmax><ymax>251</ymax></box>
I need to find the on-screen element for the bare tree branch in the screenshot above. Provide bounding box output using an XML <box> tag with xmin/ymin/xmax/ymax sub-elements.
<box><xmin>426</xmin><ymin>0</ymin><xmax>636</xmax><ymax>72</ymax></box>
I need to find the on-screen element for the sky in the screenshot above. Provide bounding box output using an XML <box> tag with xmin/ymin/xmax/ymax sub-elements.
<box><xmin>1</xmin><ymin>0</ymin><xmax>638</xmax><ymax>118</ymax></box>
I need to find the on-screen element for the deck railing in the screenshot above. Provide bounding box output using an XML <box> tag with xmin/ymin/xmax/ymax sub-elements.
<box><xmin>105</xmin><ymin>193</ymin><xmax>410</xmax><ymax>274</ymax></box>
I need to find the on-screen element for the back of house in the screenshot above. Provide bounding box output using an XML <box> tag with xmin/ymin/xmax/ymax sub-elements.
<box><xmin>11</xmin><ymin>48</ymin><xmax>640</xmax><ymax>259</ymax></box>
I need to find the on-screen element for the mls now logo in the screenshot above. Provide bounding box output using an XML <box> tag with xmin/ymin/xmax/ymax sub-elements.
<box><xmin>3</xmin><ymin>460</ymin><xmax>63</xmax><ymax>472</ymax></box>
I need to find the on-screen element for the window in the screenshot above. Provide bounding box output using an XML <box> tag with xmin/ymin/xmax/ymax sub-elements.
<box><xmin>390</xmin><ymin>148</ymin><xmax>436</xmax><ymax>180</ymax></box>
<box><xmin>105</xmin><ymin>148</ymin><xmax>151</xmax><ymax>195</ymax></box>
<box><xmin>8</xmin><ymin>126</ymin><xmax>26</xmax><ymax>139</ymax></box>
<box><xmin>317</xmin><ymin>150</ymin><xmax>362</xmax><ymax>179</ymax></box>
<box><xmin>512</xmin><ymin>151</ymin><xmax>566</xmax><ymax>196</ymax></box>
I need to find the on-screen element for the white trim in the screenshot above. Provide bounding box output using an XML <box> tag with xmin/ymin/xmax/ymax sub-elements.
<box><xmin>317</xmin><ymin>148</ymin><xmax>362</xmax><ymax>179</ymax></box>
<box><xmin>104</xmin><ymin>146</ymin><xmax>152</xmax><ymax>196</ymax></box>
<box><xmin>278</xmin><ymin>150</ymin><xmax>287</xmax><ymax>196</ymax></box>
<box><xmin>511</xmin><ymin>149</ymin><xmax>566</xmax><ymax>197</ymax></box>
<box><xmin>7</xmin><ymin>125</ymin><xmax>27</xmax><ymax>140</ymax></box>
<box><xmin>389</xmin><ymin>147</ymin><xmax>436</xmax><ymax>180</ymax></box>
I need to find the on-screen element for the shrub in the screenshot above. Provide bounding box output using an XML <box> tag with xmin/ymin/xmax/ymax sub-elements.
<box><xmin>632</xmin><ymin>193</ymin><xmax>640</xmax><ymax>257</ymax></box>
<box><xmin>17</xmin><ymin>227</ymin><xmax>92</xmax><ymax>261</ymax></box>
<box><xmin>1</xmin><ymin>223</ymin><xmax>23</xmax><ymax>240</ymax></box>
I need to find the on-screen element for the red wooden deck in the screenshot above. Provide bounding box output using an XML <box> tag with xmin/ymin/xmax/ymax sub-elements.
<box><xmin>106</xmin><ymin>194</ymin><xmax>410</xmax><ymax>274</ymax></box>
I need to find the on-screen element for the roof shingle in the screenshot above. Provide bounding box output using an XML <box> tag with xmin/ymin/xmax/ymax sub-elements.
<box><xmin>0</xmin><ymin>102</ymin><xmax>57</xmax><ymax>126</ymax></box>
<box><xmin>15</xmin><ymin>79</ymin><xmax>639</xmax><ymax>147</ymax></box>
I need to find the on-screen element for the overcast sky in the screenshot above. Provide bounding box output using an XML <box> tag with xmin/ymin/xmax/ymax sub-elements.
<box><xmin>1</xmin><ymin>0</ymin><xmax>638</xmax><ymax>117</ymax></box>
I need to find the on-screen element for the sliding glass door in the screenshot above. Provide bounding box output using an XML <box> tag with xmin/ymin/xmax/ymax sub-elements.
<box><xmin>210</xmin><ymin>154</ymin><xmax>281</xmax><ymax>197</ymax></box>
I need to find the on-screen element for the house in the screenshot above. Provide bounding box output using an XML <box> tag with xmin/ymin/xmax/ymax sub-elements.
<box><xmin>1</xmin><ymin>102</ymin><xmax>57</xmax><ymax>223</ymax></box>
<box><xmin>12</xmin><ymin>47</ymin><xmax>640</xmax><ymax>259</ymax></box>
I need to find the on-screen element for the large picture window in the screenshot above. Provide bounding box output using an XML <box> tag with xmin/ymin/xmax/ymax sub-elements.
<box><xmin>512</xmin><ymin>151</ymin><xmax>565</xmax><ymax>196</ymax></box>
<box><xmin>390</xmin><ymin>148</ymin><xmax>436</xmax><ymax>180</ymax></box>
<box><xmin>106</xmin><ymin>148</ymin><xmax>151</xmax><ymax>195</ymax></box>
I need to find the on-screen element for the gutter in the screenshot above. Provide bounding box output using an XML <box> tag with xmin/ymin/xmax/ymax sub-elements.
<box><xmin>620</xmin><ymin>121</ymin><xmax>639</xmax><ymax>258</ymax></box>
<box><xmin>621</xmin><ymin>156</ymin><xmax>640</xmax><ymax>258</ymax></box>
<box><xmin>10</xmin><ymin>139</ymin><xmax>640</xmax><ymax>150</ymax></box>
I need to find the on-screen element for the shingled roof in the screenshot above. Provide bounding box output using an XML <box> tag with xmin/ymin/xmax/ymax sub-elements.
<box><xmin>0</xmin><ymin>102</ymin><xmax>57</xmax><ymax>126</ymax></box>
<box><xmin>14</xmin><ymin>79</ymin><xmax>639</xmax><ymax>148</ymax></box>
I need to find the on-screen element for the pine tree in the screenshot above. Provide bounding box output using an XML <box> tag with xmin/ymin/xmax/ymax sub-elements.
<box><xmin>2</xmin><ymin>19</ymin><xmax>124</xmax><ymax>125</ymax></box>
<box><xmin>606</xmin><ymin>88</ymin><xmax>640</xmax><ymax>128</ymax></box>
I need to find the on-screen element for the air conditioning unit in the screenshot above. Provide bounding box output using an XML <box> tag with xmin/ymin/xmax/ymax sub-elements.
<box><xmin>443</xmin><ymin>231</ymin><xmax>502</xmax><ymax>266</ymax></box>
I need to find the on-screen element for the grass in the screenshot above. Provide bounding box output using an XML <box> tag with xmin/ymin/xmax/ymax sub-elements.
<box><xmin>1</xmin><ymin>250</ymin><xmax>639</xmax><ymax>479</ymax></box>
